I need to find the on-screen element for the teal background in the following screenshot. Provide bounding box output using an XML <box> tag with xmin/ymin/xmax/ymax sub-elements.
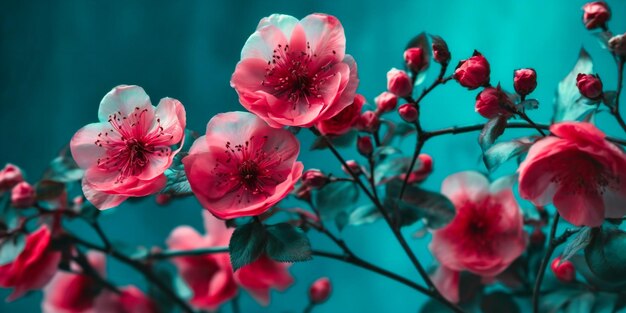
<box><xmin>1</xmin><ymin>0</ymin><xmax>625</xmax><ymax>312</ymax></box>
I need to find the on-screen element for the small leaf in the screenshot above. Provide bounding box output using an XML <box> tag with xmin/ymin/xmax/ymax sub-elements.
<box><xmin>478</xmin><ymin>115</ymin><xmax>508</xmax><ymax>151</ymax></box>
<box><xmin>560</xmin><ymin>227</ymin><xmax>592</xmax><ymax>263</ymax></box>
<box><xmin>229</xmin><ymin>221</ymin><xmax>267</xmax><ymax>271</ymax></box>
<box><xmin>553</xmin><ymin>48</ymin><xmax>596</xmax><ymax>122</ymax></box>
<box><xmin>162</xmin><ymin>167</ymin><xmax>192</xmax><ymax>196</ymax></box>
<box><xmin>565</xmin><ymin>292</ymin><xmax>595</xmax><ymax>313</ymax></box>
<box><xmin>313</xmin><ymin>181</ymin><xmax>359</xmax><ymax>222</ymax></box>
<box><xmin>265</xmin><ymin>223</ymin><xmax>312</xmax><ymax>263</ymax></box>
<box><xmin>35</xmin><ymin>179</ymin><xmax>66</xmax><ymax>201</ymax></box>
<box><xmin>539</xmin><ymin>289</ymin><xmax>586</xmax><ymax>313</ymax></box>
<box><xmin>334</xmin><ymin>212</ymin><xmax>349</xmax><ymax>231</ymax></box>
<box><xmin>384</xmin><ymin>179</ymin><xmax>455</xmax><ymax>228</ymax></box>
<box><xmin>0</xmin><ymin>233</ymin><xmax>26</xmax><ymax>265</ymax></box>
<box><xmin>348</xmin><ymin>204</ymin><xmax>381</xmax><ymax>226</ymax></box>
<box><xmin>481</xmin><ymin>291</ymin><xmax>520</xmax><ymax>313</ymax></box>
<box><xmin>516</xmin><ymin>99</ymin><xmax>539</xmax><ymax>111</ymax></box>
<box><xmin>483</xmin><ymin>138</ymin><xmax>532</xmax><ymax>172</ymax></box>
<box><xmin>584</xmin><ymin>228</ymin><xmax>626</xmax><ymax>283</ymax></box>
<box><xmin>393</xmin><ymin>123</ymin><xmax>415</xmax><ymax>138</ymax></box>
<box><xmin>44</xmin><ymin>153</ymin><xmax>84</xmax><ymax>183</ymax></box>
<box><xmin>374</xmin><ymin>156</ymin><xmax>411</xmax><ymax>184</ymax></box>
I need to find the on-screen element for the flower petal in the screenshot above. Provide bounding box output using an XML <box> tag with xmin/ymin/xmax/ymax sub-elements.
<box><xmin>553</xmin><ymin>188</ymin><xmax>605</xmax><ymax>227</ymax></box>
<box><xmin>153</xmin><ymin>97</ymin><xmax>186</xmax><ymax>146</ymax></box>
<box><xmin>82</xmin><ymin>179</ymin><xmax>128</xmax><ymax>210</ymax></box>
<box><xmin>441</xmin><ymin>171</ymin><xmax>490</xmax><ymax>205</ymax></box>
<box><xmin>300</xmin><ymin>13</ymin><xmax>346</xmax><ymax>61</ymax></box>
<box><xmin>70</xmin><ymin>123</ymin><xmax>108</xmax><ymax>169</ymax></box>
<box><xmin>97</xmin><ymin>85</ymin><xmax>152</xmax><ymax>123</ymax></box>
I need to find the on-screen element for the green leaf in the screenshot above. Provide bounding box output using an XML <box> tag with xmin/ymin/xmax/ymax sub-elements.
<box><xmin>348</xmin><ymin>204</ymin><xmax>381</xmax><ymax>226</ymax></box>
<box><xmin>265</xmin><ymin>223</ymin><xmax>312</xmax><ymax>263</ymax></box>
<box><xmin>553</xmin><ymin>48</ymin><xmax>596</xmax><ymax>122</ymax></box>
<box><xmin>561</xmin><ymin>227</ymin><xmax>592</xmax><ymax>263</ymax></box>
<box><xmin>384</xmin><ymin>179</ymin><xmax>455</xmax><ymax>229</ymax></box>
<box><xmin>565</xmin><ymin>292</ymin><xmax>595</xmax><ymax>313</ymax></box>
<box><xmin>479</xmin><ymin>115</ymin><xmax>508</xmax><ymax>151</ymax></box>
<box><xmin>539</xmin><ymin>289</ymin><xmax>586</xmax><ymax>313</ymax></box>
<box><xmin>44</xmin><ymin>152</ymin><xmax>84</xmax><ymax>183</ymax></box>
<box><xmin>481</xmin><ymin>292</ymin><xmax>520</xmax><ymax>313</ymax></box>
<box><xmin>374</xmin><ymin>156</ymin><xmax>411</xmax><ymax>184</ymax></box>
<box><xmin>313</xmin><ymin>181</ymin><xmax>359</xmax><ymax>223</ymax></box>
<box><xmin>229</xmin><ymin>221</ymin><xmax>267</xmax><ymax>271</ymax></box>
<box><xmin>405</xmin><ymin>32</ymin><xmax>431</xmax><ymax>84</ymax></box>
<box><xmin>584</xmin><ymin>228</ymin><xmax>626</xmax><ymax>283</ymax></box>
<box><xmin>0</xmin><ymin>233</ymin><xmax>26</xmax><ymax>265</ymax></box>
<box><xmin>483</xmin><ymin>138</ymin><xmax>532</xmax><ymax>172</ymax></box>
<box><xmin>516</xmin><ymin>99</ymin><xmax>539</xmax><ymax>111</ymax></box>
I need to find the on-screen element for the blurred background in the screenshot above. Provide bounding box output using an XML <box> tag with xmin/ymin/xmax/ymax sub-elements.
<box><xmin>1</xmin><ymin>0</ymin><xmax>625</xmax><ymax>312</ymax></box>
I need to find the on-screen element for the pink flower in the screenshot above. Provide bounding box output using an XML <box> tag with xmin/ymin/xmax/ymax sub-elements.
<box><xmin>454</xmin><ymin>51</ymin><xmax>490</xmax><ymax>90</ymax></box>
<box><xmin>167</xmin><ymin>212</ymin><xmax>294</xmax><ymax>310</ymax></box>
<box><xmin>582</xmin><ymin>1</ymin><xmax>610</xmax><ymax>30</ymax></box>
<box><xmin>93</xmin><ymin>286</ymin><xmax>159</xmax><ymax>313</ymax></box>
<box><xmin>0</xmin><ymin>225</ymin><xmax>61</xmax><ymax>301</ymax></box>
<box><xmin>42</xmin><ymin>252</ymin><xmax>106</xmax><ymax>313</ymax></box>
<box><xmin>308</xmin><ymin>277</ymin><xmax>332</xmax><ymax>304</ymax></box>
<box><xmin>234</xmin><ymin>255</ymin><xmax>294</xmax><ymax>305</ymax></box>
<box><xmin>11</xmin><ymin>181</ymin><xmax>35</xmax><ymax>208</ymax></box>
<box><xmin>183</xmin><ymin>112</ymin><xmax>303</xmax><ymax>220</ymax></box>
<box><xmin>432</xmin><ymin>265</ymin><xmax>460</xmax><ymax>303</ymax></box>
<box><xmin>231</xmin><ymin>14</ymin><xmax>359</xmax><ymax>128</ymax></box>
<box><xmin>386</xmin><ymin>68</ymin><xmax>412</xmax><ymax>97</ymax></box>
<box><xmin>316</xmin><ymin>94</ymin><xmax>364</xmax><ymax>136</ymax></box>
<box><xmin>0</xmin><ymin>163</ymin><xmax>23</xmax><ymax>191</ymax></box>
<box><xmin>518</xmin><ymin>122</ymin><xmax>626</xmax><ymax>227</ymax></box>
<box><xmin>70</xmin><ymin>85</ymin><xmax>186</xmax><ymax>210</ymax></box>
<box><xmin>430</xmin><ymin>171</ymin><xmax>526</xmax><ymax>278</ymax></box>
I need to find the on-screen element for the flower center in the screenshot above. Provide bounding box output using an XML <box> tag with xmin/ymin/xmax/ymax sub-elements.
<box><xmin>238</xmin><ymin>159</ymin><xmax>261</xmax><ymax>191</ymax></box>
<box><xmin>550</xmin><ymin>150</ymin><xmax>619</xmax><ymax>196</ymax></box>
<box><xmin>261</xmin><ymin>43</ymin><xmax>336</xmax><ymax>107</ymax></box>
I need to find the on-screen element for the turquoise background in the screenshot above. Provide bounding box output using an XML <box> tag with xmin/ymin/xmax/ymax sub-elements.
<box><xmin>1</xmin><ymin>0</ymin><xmax>625</xmax><ymax>312</ymax></box>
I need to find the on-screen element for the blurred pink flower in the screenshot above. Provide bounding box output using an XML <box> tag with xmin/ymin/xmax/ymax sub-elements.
<box><xmin>70</xmin><ymin>85</ymin><xmax>186</xmax><ymax>210</ymax></box>
<box><xmin>519</xmin><ymin>122</ymin><xmax>626</xmax><ymax>226</ymax></box>
<box><xmin>231</xmin><ymin>13</ymin><xmax>359</xmax><ymax>128</ymax></box>
<box><xmin>0</xmin><ymin>225</ymin><xmax>61</xmax><ymax>301</ymax></box>
<box><xmin>183</xmin><ymin>112</ymin><xmax>303</xmax><ymax>219</ymax></box>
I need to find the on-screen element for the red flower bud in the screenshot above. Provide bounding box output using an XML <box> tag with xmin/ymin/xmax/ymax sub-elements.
<box><xmin>302</xmin><ymin>169</ymin><xmax>328</xmax><ymax>188</ymax></box>
<box><xmin>582</xmin><ymin>1</ymin><xmax>610</xmax><ymax>30</ymax></box>
<box><xmin>398</xmin><ymin>103</ymin><xmax>418</xmax><ymax>123</ymax></box>
<box><xmin>317</xmin><ymin>94</ymin><xmax>365</xmax><ymax>136</ymax></box>
<box><xmin>400</xmin><ymin>154</ymin><xmax>433</xmax><ymax>183</ymax></box>
<box><xmin>454</xmin><ymin>51</ymin><xmax>490</xmax><ymax>90</ymax></box>
<box><xmin>0</xmin><ymin>163</ymin><xmax>24</xmax><ymax>190</ymax></box>
<box><xmin>576</xmin><ymin>73</ymin><xmax>603</xmax><ymax>100</ymax></box>
<box><xmin>309</xmin><ymin>277</ymin><xmax>332</xmax><ymax>304</ymax></box>
<box><xmin>475</xmin><ymin>87</ymin><xmax>513</xmax><ymax>119</ymax></box>
<box><xmin>551</xmin><ymin>257</ymin><xmax>576</xmax><ymax>283</ymax></box>
<box><xmin>513</xmin><ymin>68</ymin><xmax>537</xmax><ymax>96</ymax></box>
<box><xmin>155</xmin><ymin>193</ymin><xmax>171</xmax><ymax>205</ymax></box>
<box><xmin>404</xmin><ymin>47</ymin><xmax>426</xmax><ymax>73</ymax></box>
<box><xmin>375</xmin><ymin>92</ymin><xmax>398</xmax><ymax>114</ymax></box>
<box><xmin>387</xmin><ymin>68</ymin><xmax>413</xmax><ymax>97</ymax></box>
<box><xmin>608</xmin><ymin>33</ymin><xmax>626</xmax><ymax>57</ymax></box>
<box><xmin>11</xmin><ymin>182</ymin><xmax>35</xmax><ymax>208</ymax></box>
<box><xmin>432</xmin><ymin>36</ymin><xmax>451</xmax><ymax>64</ymax></box>
<box><xmin>357</xmin><ymin>136</ymin><xmax>374</xmax><ymax>156</ymax></box>
<box><xmin>356</xmin><ymin>111</ymin><xmax>380</xmax><ymax>133</ymax></box>
<box><xmin>342</xmin><ymin>160</ymin><xmax>362</xmax><ymax>176</ymax></box>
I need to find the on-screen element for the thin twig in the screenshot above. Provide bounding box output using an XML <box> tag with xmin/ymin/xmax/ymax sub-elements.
<box><xmin>532</xmin><ymin>213</ymin><xmax>560</xmax><ymax>313</ymax></box>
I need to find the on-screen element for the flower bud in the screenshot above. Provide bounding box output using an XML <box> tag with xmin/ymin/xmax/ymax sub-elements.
<box><xmin>155</xmin><ymin>193</ymin><xmax>171</xmax><ymax>206</ymax></box>
<box><xmin>375</xmin><ymin>92</ymin><xmax>398</xmax><ymax>114</ymax></box>
<box><xmin>309</xmin><ymin>277</ymin><xmax>332</xmax><ymax>304</ymax></box>
<box><xmin>0</xmin><ymin>163</ymin><xmax>24</xmax><ymax>190</ymax></box>
<box><xmin>608</xmin><ymin>33</ymin><xmax>626</xmax><ymax>56</ymax></box>
<box><xmin>317</xmin><ymin>94</ymin><xmax>365</xmax><ymax>136</ymax></box>
<box><xmin>342</xmin><ymin>160</ymin><xmax>362</xmax><ymax>176</ymax></box>
<box><xmin>387</xmin><ymin>68</ymin><xmax>413</xmax><ymax>97</ymax></box>
<box><xmin>302</xmin><ymin>169</ymin><xmax>328</xmax><ymax>188</ymax></box>
<box><xmin>357</xmin><ymin>136</ymin><xmax>374</xmax><ymax>157</ymax></box>
<box><xmin>432</xmin><ymin>36</ymin><xmax>451</xmax><ymax>64</ymax></box>
<box><xmin>582</xmin><ymin>1</ymin><xmax>610</xmax><ymax>30</ymax></box>
<box><xmin>356</xmin><ymin>111</ymin><xmax>380</xmax><ymax>133</ymax></box>
<box><xmin>576</xmin><ymin>73</ymin><xmax>603</xmax><ymax>100</ymax></box>
<box><xmin>551</xmin><ymin>257</ymin><xmax>576</xmax><ymax>283</ymax></box>
<box><xmin>475</xmin><ymin>87</ymin><xmax>513</xmax><ymax>119</ymax></box>
<box><xmin>398</xmin><ymin>103</ymin><xmax>418</xmax><ymax>123</ymax></box>
<box><xmin>11</xmin><ymin>182</ymin><xmax>35</xmax><ymax>208</ymax></box>
<box><xmin>295</xmin><ymin>185</ymin><xmax>312</xmax><ymax>202</ymax></box>
<box><xmin>400</xmin><ymin>154</ymin><xmax>433</xmax><ymax>183</ymax></box>
<box><xmin>513</xmin><ymin>68</ymin><xmax>537</xmax><ymax>96</ymax></box>
<box><xmin>454</xmin><ymin>51</ymin><xmax>490</xmax><ymax>90</ymax></box>
<box><xmin>404</xmin><ymin>47</ymin><xmax>426</xmax><ymax>73</ymax></box>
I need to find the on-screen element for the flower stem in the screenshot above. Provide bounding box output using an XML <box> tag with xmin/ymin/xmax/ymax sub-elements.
<box><xmin>303</xmin><ymin>302</ymin><xmax>315</xmax><ymax>313</ymax></box>
<box><xmin>611</xmin><ymin>58</ymin><xmax>626</xmax><ymax>133</ymax></box>
<box><xmin>532</xmin><ymin>213</ymin><xmax>560</xmax><ymax>313</ymax></box>
<box><xmin>516</xmin><ymin>111</ymin><xmax>547</xmax><ymax>137</ymax></box>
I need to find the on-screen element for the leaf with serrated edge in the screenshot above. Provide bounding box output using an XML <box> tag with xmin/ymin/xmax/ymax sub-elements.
<box><xmin>229</xmin><ymin>221</ymin><xmax>267</xmax><ymax>271</ymax></box>
<box><xmin>265</xmin><ymin>223</ymin><xmax>312</xmax><ymax>263</ymax></box>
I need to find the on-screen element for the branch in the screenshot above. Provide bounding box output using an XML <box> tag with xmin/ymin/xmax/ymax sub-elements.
<box><xmin>532</xmin><ymin>213</ymin><xmax>561</xmax><ymax>313</ymax></box>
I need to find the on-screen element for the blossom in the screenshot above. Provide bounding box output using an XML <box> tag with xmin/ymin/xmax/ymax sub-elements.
<box><xmin>475</xmin><ymin>87</ymin><xmax>513</xmax><ymax>119</ymax></box>
<box><xmin>316</xmin><ymin>94</ymin><xmax>364</xmax><ymax>136</ymax></box>
<box><xmin>0</xmin><ymin>163</ymin><xmax>23</xmax><ymax>191</ymax></box>
<box><xmin>183</xmin><ymin>112</ymin><xmax>303</xmax><ymax>220</ymax></box>
<box><xmin>576</xmin><ymin>73</ymin><xmax>603</xmax><ymax>100</ymax></box>
<box><xmin>513</xmin><ymin>68</ymin><xmax>537</xmax><ymax>96</ymax></box>
<box><xmin>231</xmin><ymin>14</ymin><xmax>359</xmax><ymax>128</ymax></box>
<box><xmin>11</xmin><ymin>181</ymin><xmax>35</xmax><ymax>208</ymax></box>
<box><xmin>551</xmin><ymin>257</ymin><xmax>575</xmax><ymax>283</ymax></box>
<box><xmin>454</xmin><ymin>51</ymin><xmax>490</xmax><ymax>90</ymax></box>
<box><xmin>398</xmin><ymin>103</ymin><xmax>418</xmax><ymax>122</ymax></box>
<box><xmin>42</xmin><ymin>252</ymin><xmax>106</xmax><ymax>313</ymax></box>
<box><xmin>70</xmin><ymin>85</ymin><xmax>186</xmax><ymax>210</ymax></box>
<box><xmin>518</xmin><ymin>122</ymin><xmax>626</xmax><ymax>227</ymax></box>
<box><xmin>374</xmin><ymin>92</ymin><xmax>398</xmax><ymax>114</ymax></box>
<box><xmin>582</xmin><ymin>1</ymin><xmax>610</xmax><ymax>30</ymax></box>
<box><xmin>0</xmin><ymin>225</ymin><xmax>61</xmax><ymax>301</ymax></box>
<box><xmin>404</xmin><ymin>47</ymin><xmax>427</xmax><ymax>72</ymax></box>
<box><xmin>386</xmin><ymin>68</ymin><xmax>412</xmax><ymax>97</ymax></box>
<box><xmin>430</xmin><ymin>171</ymin><xmax>526</xmax><ymax>278</ymax></box>
<box><xmin>167</xmin><ymin>211</ymin><xmax>294</xmax><ymax>310</ymax></box>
